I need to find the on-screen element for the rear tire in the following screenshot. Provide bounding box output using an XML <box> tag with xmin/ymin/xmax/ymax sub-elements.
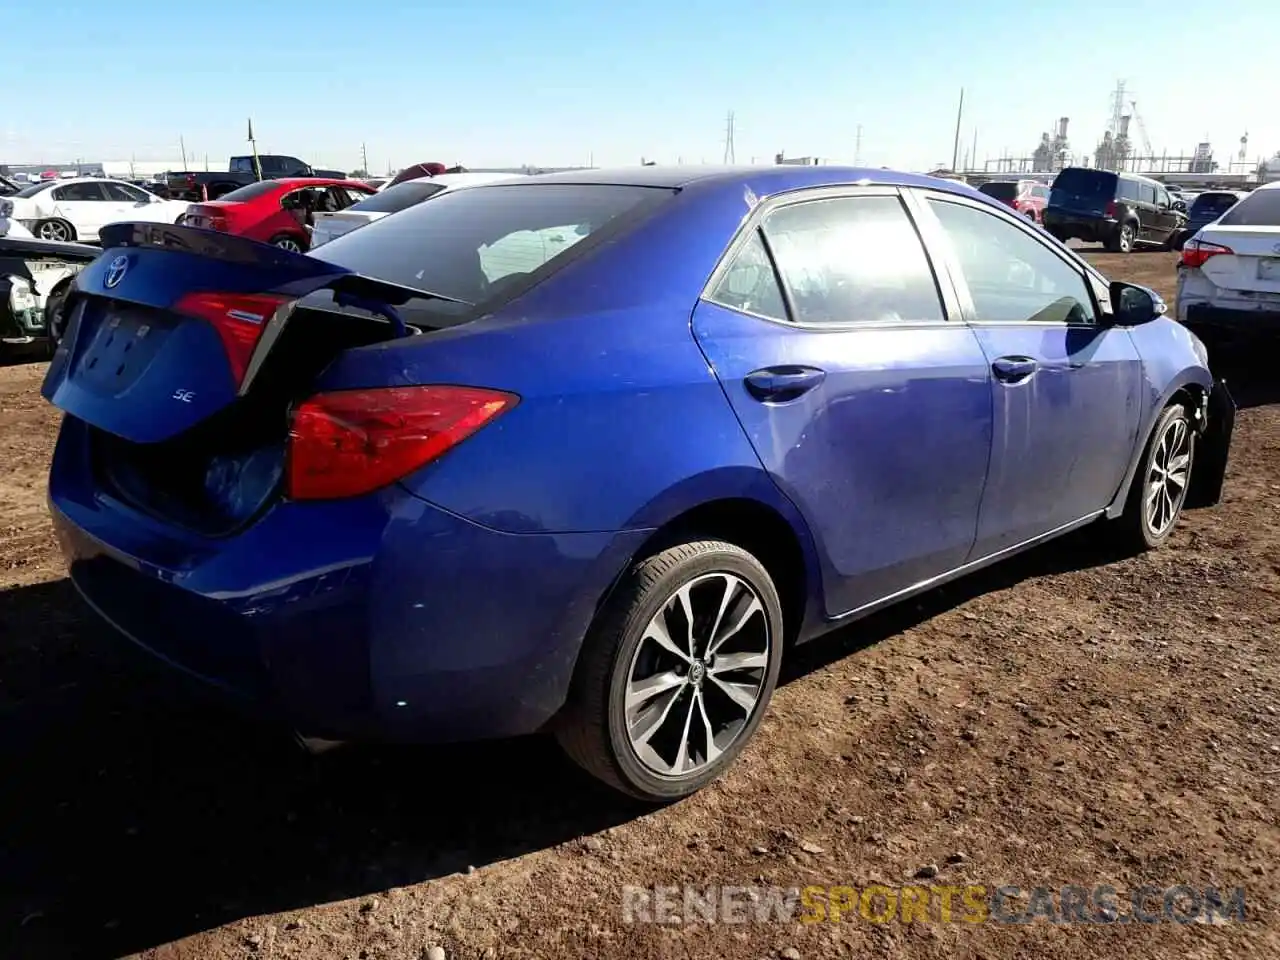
<box><xmin>44</xmin><ymin>280</ymin><xmax>72</xmax><ymax>345</ymax></box>
<box><xmin>555</xmin><ymin>539</ymin><xmax>784</xmax><ymax>802</ymax></box>
<box><xmin>1112</xmin><ymin>403</ymin><xmax>1195</xmax><ymax>552</ymax></box>
<box><xmin>1106</xmin><ymin>220</ymin><xmax>1137</xmax><ymax>254</ymax></box>
<box><xmin>33</xmin><ymin>218</ymin><xmax>75</xmax><ymax>242</ymax></box>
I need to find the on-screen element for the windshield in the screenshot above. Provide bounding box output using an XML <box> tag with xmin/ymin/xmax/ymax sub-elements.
<box><xmin>215</xmin><ymin>181</ymin><xmax>283</xmax><ymax>203</ymax></box>
<box><xmin>13</xmin><ymin>182</ymin><xmax>52</xmax><ymax>199</ymax></box>
<box><xmin>978</xmin><ymin>182</ymin><xmax>1018</xmax><ymax>202</ymax></box>
<box><xmin>312</xmin><ymin>182</ymin><xmax>672</xmax><ymax>325</ymax></box>
<box><xmin>346</xmin><ymin>181</ymin><xmax>446</xmax><ymax>214</ymax></box>
<box><xmin>1216</xmin><ymin>190</ymin><xmax>1280</xmax><ymax>227</ymax></box>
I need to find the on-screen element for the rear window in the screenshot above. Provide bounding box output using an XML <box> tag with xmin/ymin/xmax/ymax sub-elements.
<box><xmin>1190</xmin><ymin>193</ymin><xmax>1240</xmax><ymax>216</ymax></box>
<box><xmin>1215</xmin><ymin>191</ymin><xmax>1280</xmax><ymax>227</ymax></box>
<box><xmin>978</xmin><ymin>182</ymin><xmax>1018</xmax><ymax>202</ymax></box>
<box><xmin>346</xmin><ymin>181</ymin><xmax>445</xmax><ymax>214</ymax></box>
<box><xmin>1051</xmin><ymin>168</ymin><xmax>1116</xmax><ymax>200</ymax></box>
<box><xmin>12</xmin><ymin>182</ymin><xmax>52</xmax><ymax>199</ymax></box>
<box><xmin>313</xmin><ymin>183</ymin><xmax>672</xmax><ymax>322</ymax></box>
<box><xmin>215</xmin><ymin>181</ymin><xmax>283</xmax><ymax>203</ymax></box>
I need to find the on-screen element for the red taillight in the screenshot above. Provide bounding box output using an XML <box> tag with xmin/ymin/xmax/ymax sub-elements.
<box><xmin>174</xmin><ymin>291</ymin><xmax>292</xmax><ymax>387</ymax></box>
<box><xmin>1104</xmin><ymin>200</ymin><xmax>1117</xmax><ymax>218</ymax></box>
<box><xmin>286</xmin><ymin>386</ymin><xmax>518</xmax><ymax>500</ymax></box>
<box><xmin>1180</xmin><ymin>237</ymin><xmax>1234</xmax><ymax>270</ymax></box>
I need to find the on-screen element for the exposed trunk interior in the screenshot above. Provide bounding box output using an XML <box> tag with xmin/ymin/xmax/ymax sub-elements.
<box><xmin>90</xmin><ymin>300</ymin><xmax>411</xmax><ymax>537</ymax></box>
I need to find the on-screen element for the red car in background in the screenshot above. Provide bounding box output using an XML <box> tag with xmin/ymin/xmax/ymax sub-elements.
<box><xmin>977</xmin><ymin>179</ymin><xmax>1050</xmax><ymax>223</ymax></box>
<box><xmin>183</xmin><ymin>177</ymin><xmax>376</xmax><ymax>251</ymax></box>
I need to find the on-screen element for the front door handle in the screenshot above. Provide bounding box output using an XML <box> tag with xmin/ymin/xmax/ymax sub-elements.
<box><xmin>744</xmin><ymin>365</ymin><xmax>826</xmax><ymax>402</ymax></box>
<box><xmin>991</xmin><ymin>356</ymin><xmax>1039</xmax><ymax>384</ymax></box>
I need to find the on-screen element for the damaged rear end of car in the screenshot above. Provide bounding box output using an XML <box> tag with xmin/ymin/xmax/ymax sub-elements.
<box><xmin>43</xmin><ymin>222</ymin><xmax>516</xmax><ymax>740</ymax></box>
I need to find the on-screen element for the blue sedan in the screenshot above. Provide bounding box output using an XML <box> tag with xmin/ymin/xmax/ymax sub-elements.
<box><xmin>42</xmin><ymin>166</ymin><xmax>1234</xmax><ymax>801</ymax></box>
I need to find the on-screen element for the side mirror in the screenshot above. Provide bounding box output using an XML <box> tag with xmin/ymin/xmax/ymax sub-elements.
<box><xmin>1109</xmin><ymin>281</ymin><xmax>1166</xmax><ymax>326</ymax></box>
<box><xmin>1173</xmin><ymin>200</ymin><xmax>1188</xmax><ymax>213</ymax></box>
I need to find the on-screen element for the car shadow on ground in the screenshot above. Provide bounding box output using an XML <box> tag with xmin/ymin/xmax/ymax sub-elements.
<box><xmin>0</xmin><ymin>527</ymin><xmax>1139</xmax><ymax>959</ymax></box>
<box><xmin>1</xmin><ymin>358</ymin><xmax>1274</xmax><ymax>959</ymax></box>
<box><xmin>1212</xmin><ymin>350</ymin><xmax>1280</xmax><ymax>410</ymax></box>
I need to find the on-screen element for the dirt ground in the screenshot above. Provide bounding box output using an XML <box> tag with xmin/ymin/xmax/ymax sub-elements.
<box><xmin>1</xmin><ymin>250</ymin><xmax>1277</xmax><ymax>960</ymax></box>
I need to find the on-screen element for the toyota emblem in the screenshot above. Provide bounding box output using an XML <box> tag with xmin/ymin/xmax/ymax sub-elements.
<box><xmin>104</xmin><ymin>255</ymin><xmax>129</xmax><ymax>289</ymax></box>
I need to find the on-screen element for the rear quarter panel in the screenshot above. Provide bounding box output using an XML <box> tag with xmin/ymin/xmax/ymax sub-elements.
<box><xmin>318</xmin><ymin>184</ymin><xmax>795</xmax><ymax>537</ymax></box>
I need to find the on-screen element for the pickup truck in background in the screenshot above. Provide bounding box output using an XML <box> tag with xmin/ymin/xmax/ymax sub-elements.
<box><xmin>164</xmin><ymin>154</ymin><xmax>347</xmax><ymax>202</ymax></box>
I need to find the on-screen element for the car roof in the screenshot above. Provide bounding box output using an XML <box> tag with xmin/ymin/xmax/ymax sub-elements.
<box><xmin>492</xmin><ymin>164</ymin><xmax>980</xmax><ymax>198</ymax></box>
<box><xmin>403</xmin><ymin>172</ymin><xmax>526</xmax><ymax>188</ymax></box>
<box><xmin>260</xmin><ymin>177</ymin><xmax>369</xmax><ymax>189</ymax></box>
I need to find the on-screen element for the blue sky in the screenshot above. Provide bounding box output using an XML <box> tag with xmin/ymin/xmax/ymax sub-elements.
<box><xmin>4</xmin><ymin>0</ymin><xmax>1275</xmax><ymax>172</ymax></box>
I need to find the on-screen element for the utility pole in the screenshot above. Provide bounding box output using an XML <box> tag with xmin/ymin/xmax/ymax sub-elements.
<box><xmin>971</xmin><ymin>127</ymin><xmax>978</xmax><ymax>172</ymax></box>
<box><xmin>247</xmin><ymin>118</ymin><xmax>262</xmax><ymax>180</ymax></box>
<box><xmin>179</xmin><ymin>135</ymin><xmax>188</xmax><ymax>171</ymax></box>
<box><xmin>361</xmin><ymin>142</ymin><xmax>369</xmax><ymax>175</ymax></box>
<box><xmin>951</xmin><ymin>88</ymin><xmax>964</xmax><ymax>171</ymax></box>
<box><xmin>855</xmin><ymin>124</ymin><xmax>863</xmax><ymax>166</ymax></box>
<box><xmin>723</xmin><ymin>111</ymin><xmax>736</xmax><ymax>164</ymax></box>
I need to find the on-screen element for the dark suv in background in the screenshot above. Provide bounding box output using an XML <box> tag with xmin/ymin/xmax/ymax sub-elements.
<box><xmin>1044</xmin><ymin>167</ymin><xmax>1187</xmax><ymax>253</ymax></box>
<box><xmin>1173</xmin><ymin>190</ymin><xmax>1247</xmax><ymax>250</ymax></box>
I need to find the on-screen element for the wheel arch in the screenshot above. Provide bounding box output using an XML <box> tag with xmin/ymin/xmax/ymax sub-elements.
<box><xmin>1105</xmin><ymin>372</ymin><xmax>1210</xmax><ymax>520</ymax></box>
<box><xmin>590</xmin><ymin>471</ymin><xmax>827</xmax><ymax>654</ymax></box>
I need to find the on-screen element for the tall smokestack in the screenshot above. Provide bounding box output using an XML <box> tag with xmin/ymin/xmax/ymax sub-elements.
<box><xmin>1058</xmin><ymin>117</ymin><xmax>1069</xmax><ymax>139</ymax></box>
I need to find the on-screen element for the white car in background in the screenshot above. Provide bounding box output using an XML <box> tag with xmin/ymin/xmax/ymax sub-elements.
<box><xmin>310</xmin><ymin>172</ymin><xmax>522</xmax><ymax>247</ymax></box>
<box><xmin>7</xmin><ymin>177</ymin><xmax>189</xmax><ymax>243</ymax></box>
<box><xmin>1177</xmin><ymin>181</ymin><xmax>1280</xmax><ymax>345</ymax></box>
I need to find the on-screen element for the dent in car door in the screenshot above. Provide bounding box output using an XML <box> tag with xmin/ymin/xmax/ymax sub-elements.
<box><xmin>913</xmin><ymin>192</ymin><xmax>1144</xmax><ymax>555</ymax></box>
<box><xmin>691</xmin><ymin>189</ymin><xmax>993</xmax><ymax>618</ymax></box>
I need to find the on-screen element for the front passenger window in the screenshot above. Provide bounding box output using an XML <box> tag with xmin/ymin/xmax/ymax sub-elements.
<box><xmin>928</xmin><ymin>199</ymin><xmax>1096</xmax><ymax>325</ymax></box>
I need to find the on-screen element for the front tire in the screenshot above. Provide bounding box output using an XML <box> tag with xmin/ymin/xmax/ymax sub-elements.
<box><xmin>268</xmin><ymin>233</ymin><xmax>306</xmax><ymax>253</ymax></box>
<box><xmin>1114</xmin><ymin>403</ymin><xmax>1195</xmax><ymax>552</ymax></box>
<box><xmin>556</xmin><ymin>539</ymin><xmax>784</xmax><ymax>802</ymax></box>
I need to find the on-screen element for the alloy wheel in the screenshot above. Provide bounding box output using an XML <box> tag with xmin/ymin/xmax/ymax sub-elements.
<box><xmin>1145</xmin><ymin>414</ymin><xmax>1191</xmax><ymax>537</ymax></box>
<box><xmin>624</xmin><ymin>572</ymin><xmax>770</xmax><ymax>778</ymax></box>
<box><xmin>274</xmin><ymin>238</ymin><xmax>302</xmax><ymax>252</ymax></box>
<box><xmin>37</xmin><ymin>221</ymin><xmax>70</xmax><ymax>241</ymax></box>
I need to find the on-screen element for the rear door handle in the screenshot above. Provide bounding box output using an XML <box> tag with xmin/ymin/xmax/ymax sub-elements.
<box><xmin>744</xmin><ymin>365</ymin><xmax>826</xmax><ymax>402</ymax></box>
<box><xmin>991</xmin><ymin>356</ymin><xmax>1039</xmax><ymax>384</ymax></box>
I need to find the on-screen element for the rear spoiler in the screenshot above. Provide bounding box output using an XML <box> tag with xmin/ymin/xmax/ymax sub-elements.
<box><xmin>96</xmin><ymin>222</ymin><xmax>469</xmax><ymax>341</ymax></box>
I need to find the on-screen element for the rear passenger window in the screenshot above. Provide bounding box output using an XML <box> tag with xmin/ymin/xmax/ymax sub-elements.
<box><xmin>707</xmin><ymin>229</ymin><xmax>788</xmax><ymax>321</ymax></box>
<box><xmin>1117</xmin><ymin>179</ymin><xmax>1139</xmax><ymax>202</ymax></box>
<box><xmin>762</xmin><ymin>196</ymin><xmax>944</xmax><ymax>325</ymax></box>
<box><xmin>1138</xmin><ymin>183</ymin><xmax>1156</xmax><ymax>204</ymax></box>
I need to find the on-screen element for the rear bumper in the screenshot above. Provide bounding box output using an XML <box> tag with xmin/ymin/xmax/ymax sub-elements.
<box><xmin>1043</xmin><ymin>212</ymin><xmax>1117</xmax><ymax>243</ymax></box>
<box><xmin>49</xmin><ymin>416</ymin><xmax>646</xmax><ymax>743</ymax></box>
<box><xmin>1180</xmin><ymin>302</ymin><xmax>1280</xmax><ymax>334</ymax></box>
